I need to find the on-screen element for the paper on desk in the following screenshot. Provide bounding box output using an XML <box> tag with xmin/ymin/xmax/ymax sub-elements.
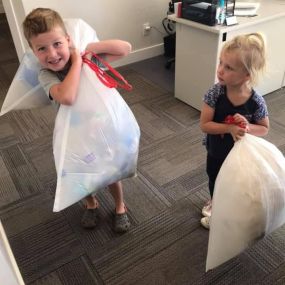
<box><xmin>234</xmin><ymin>2</ymin><xmax>260</xmax><ymax>16</ymax></box>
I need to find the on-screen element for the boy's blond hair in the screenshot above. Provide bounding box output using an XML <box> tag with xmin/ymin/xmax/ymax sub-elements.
<box><xmin>222</xmin><ymin>33</ymin><xmax>266</xmax><ymax>87</ymax></box>
<box><xmin>23</xmin><ymin>8</ymin><xmax>67</xmax><ymax>47</ymax></box>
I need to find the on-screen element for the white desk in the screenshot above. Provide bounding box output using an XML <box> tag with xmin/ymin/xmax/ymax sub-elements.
<box><xmin>169</xmin><ymin>0</ymin><xmax>285</xmax><ymax>111</ymax></box>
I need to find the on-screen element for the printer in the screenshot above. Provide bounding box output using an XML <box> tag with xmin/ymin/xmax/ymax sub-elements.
<box><xmin>181</xmin><ymin>0</ymin><xmax>218</xmax><ymax>26</ymax></box>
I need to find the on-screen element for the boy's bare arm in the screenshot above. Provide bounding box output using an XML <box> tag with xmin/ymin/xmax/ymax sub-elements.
<box><xmin>86</xmin><ymin>40</ymin><xmax>131</xmax><ymax>62</ymax></box>
<box><xmin>50</xmin><ymin>48</ymin><xmax>82</xmax><ymax>105</ymax></box>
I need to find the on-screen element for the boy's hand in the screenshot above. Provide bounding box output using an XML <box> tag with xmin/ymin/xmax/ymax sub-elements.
<box><xmin>70</xmin><ymin>47</ymin><xmax>82</xmax><ymax>66</ymax></box>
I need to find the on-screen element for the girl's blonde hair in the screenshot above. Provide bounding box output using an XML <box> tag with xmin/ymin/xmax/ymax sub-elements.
<box><xmin>222</xmin><ymin>33</ymin><xmax>266</xmax><ymax>86</ymax></box>
<box><xmin>23</xmin><ymin>8</ymin><xmax>67</xmax><ymax>47</ymax></box>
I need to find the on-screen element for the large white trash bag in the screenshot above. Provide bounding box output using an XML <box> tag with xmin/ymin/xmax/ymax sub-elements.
<box><xmin>64</xmin><ymin>18</ymin><xmax>99</xmax><ymax>53</ymax></box>
<box><xmin>0</xmin><ymin>51</ymin><xmax>49</xmax><ymax>116</ymax></box>
<box><xmin>206</xmin><ymin>134</ymin><xmax>285</xmax><ymax>271</ymax></box>
<box><xmin>53</xmin><ymin>62</ymin><xmax>140</xmax><ymax>212</ymax></box>
<box><xmin>0</xmin><ymin>18</ymin><xmax>98</xmax><ymax>116</ymax></box>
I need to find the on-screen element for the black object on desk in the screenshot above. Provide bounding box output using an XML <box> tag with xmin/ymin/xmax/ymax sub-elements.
<box><xmin>168</xmin><ymin>0</ymin><xmax>183</xmax><ymax>13</ymax></box>
<box><xmin>181</xmin><ymin>0</ymin><xmax>217</xmax><ymax>26</ymax></box>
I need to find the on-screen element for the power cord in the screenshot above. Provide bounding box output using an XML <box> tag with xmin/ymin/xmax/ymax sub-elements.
<box><xmin>162</xmin><ymin>17</ymin><xmax>176</xmax><ymax>35</ymax></box>
<box><xmin>149</xmin><ymin>25</ymin><xmax>165</xmax><ymax>35</ymax></box>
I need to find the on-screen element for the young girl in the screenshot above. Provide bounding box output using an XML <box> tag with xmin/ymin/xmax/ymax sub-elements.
<box><xmin>22</xmin><ymin>8</ymin><xmax>133</xmax><ymax>233</ymax></box>
<box><xmin>200</xmin><ymin>33</ymin><xmax>269</xmax><ymax>229</ymax></box>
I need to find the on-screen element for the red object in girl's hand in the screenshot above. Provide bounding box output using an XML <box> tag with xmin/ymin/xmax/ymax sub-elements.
<box><xmin>224</xmin><ymin>115</ymin><xmax>246</xmax><ymax>129</ymax></box>
<box><xmin>224</xmin><ymin>115</ymin><xmax>236</xmax><ymax>125</ymax></box>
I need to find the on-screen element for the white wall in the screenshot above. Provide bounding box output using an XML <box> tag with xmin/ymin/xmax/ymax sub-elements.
<box><xmin>3</xmin><ymin>0</ymin><xmax>170</xmax><ymax>66</ymax></box>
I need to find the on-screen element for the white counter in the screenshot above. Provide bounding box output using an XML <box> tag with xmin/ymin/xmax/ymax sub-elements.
<box><xmin>169</xmin><ymin>0</ymin><xmax>285</xmax><ymax>110</ymax></box>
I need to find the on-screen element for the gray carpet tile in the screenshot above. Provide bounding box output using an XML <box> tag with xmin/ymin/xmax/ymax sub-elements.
<box><xmin>142</xmin><ymin>91</ymin><xmax>200</xmax><ymax>128</ymax></box>
<box><xmin>29</xmin><ymin>272</ymin><xmax>64</xmax><ymax>285</ymax></box>
<box><xmin>244</xmin><ymin>228</ymin><xmax>285</xmax><ymax>274</ymax></box>
<box><xmin>0</xmin><ymin>60</ymin><xmax>18</xmax><ymax>109</ymax></box>
<box><xmin>55</xmin><ymin>255</ymin><xmax>104</xmax><ymax>285</ymax></box>
<box><xmin>119</xmin><ymin>69</ymin><xmax>168</xmax><ymax>106</ymax></box>
<box><xmin>123</xmin><ymin>55</ymin><xmax>175</xmax><ymax>93</ymax></box>
<box><xmin>261</xmin><ymin>262</ymin><xmax>285</xmax><ymax>285</ymax></box>
<box><xmin>265</xmin><ymin>120</ymin><xmax>285</xmax><ymax>152</ymax></box>
<box><xmin>265</xmin><ymin>90</ymin><xmax>285</xmax><ymax>122</ymax></box>
<box><xmin>161</xmin><ymin>166</ymin><xmax>208</xmax><ymax>204</ymax></box>
<box><xmin>9</xmin><ymin>216</ymin><xmax>84</xmax><ymax>283</ymax></box>
<box><xmin>1</xmin><ymin>144</ymin><xmax>44</xmax><ymax>198</ymax></box>
<box><xmin>0</xmin><ymin>192</ymin><xmax>55</xmax><ymax>236</ymax></box>
<box><xmin>0</xmin><ymin>154</ymin><xmax>20</xmax><ymax>207</ymax></box>
<box><xmin>6</xmin><ymin>109</ymin><xmax>54</xmax><ymax>143</ymax></box>
<box><xmin>21</xmin><ymin>134</ymin><xmax>56</xmax><ymax>186</ymax></box>
<box><xmin>139</xmin><ymin>128</ymin><xmax>205</xmax><ymax>188</ymax></box>
<box><xmin>132</xmin><ymin>102</ymin><xmax>180</xmax><ymax>142</ymax></box>
<box><xmin>91</xmin><ymin>200</ymin><xmax>202</xmax><ymax>284</ymax></box>
<box><xmin>193</xmin><ymin>260</ymin><xmax>259</xmax><ymax>285</ymax></box>
<box><xmin>0</xmin><ymin>117</ymin><xmax>19</xmax><ymax>149</ymax></box>
<box><xmin>0</xmin><ymin>39</ymin><xmax>18</xmax><ymax>63</ymax></box>
<box><xmin>29</xmin><ymin>255</ymin><xmax>105</xmax><ymax>285</ymax></box>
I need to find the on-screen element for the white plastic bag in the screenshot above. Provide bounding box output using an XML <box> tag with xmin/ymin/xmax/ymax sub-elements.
<box><xmin>0</xmin><ymin>18</ymin><xmax>98</xmax><ymax>116</ymax></box>
<box><xmin>53</xmin><ymin>62</ymin><xmax>140</xmax><ymax>212</ymax></box>
<box><xmin>0</xmin><ymin>51</ymin><xmax>49</xmax><ymax>115</ymax></box>
<box><xmin>206</xmin><ymin>134</ymin><xmax>285</xmax><ymax>271</ymax></box>
<box><xmin>64</xmin><ymin>18</ymin><xmax>99</xmax><ymax>53</ymax></box>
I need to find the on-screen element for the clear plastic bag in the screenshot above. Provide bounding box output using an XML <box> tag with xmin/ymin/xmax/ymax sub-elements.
<box><xmin>0</xmin><ymin>18</ymin><xmax>99</xmax><ymax>116</ymax></box>
<box><xmin>53</xmin><ymin>60</ymin><xmax>140</xmax><ymax>212</ymax></box>
<box><xmin>0</xmin><ymin>51</ymin><xmax>49</xmax><ymax>115</ymax></box>
<box><xmin>206</xmin><ymin>134</ymin><xmax>285</xmax><ymax>271</ymax></box>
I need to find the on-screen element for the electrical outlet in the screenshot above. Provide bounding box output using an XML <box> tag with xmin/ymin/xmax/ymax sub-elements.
<box><xmin>142</xmin><ymin>22</ymin><xmax>151</xmax><ymax>36</ymax></box>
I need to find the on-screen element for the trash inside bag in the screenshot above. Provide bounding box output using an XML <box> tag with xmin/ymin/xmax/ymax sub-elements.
<box><xmin>0</xmin><ymin>18</ymin><xmax>99</xmax><ymax>116</ymax></box>
<box><xmin>53</xmin><ymin>59</ymin><xmax>140</xmax><ymax>212</ymax></box>
<box><xmin>206</xmin><ymin>134</ymin><xmax>285</xmax><ymax>271</ymax></box>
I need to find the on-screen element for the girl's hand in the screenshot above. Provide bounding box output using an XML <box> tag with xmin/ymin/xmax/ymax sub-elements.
<box><xmin>233</xmin><ymin>113</ymin><xmax>249</xmax><ymax>132</ymax></box>
<box><xmin>229</xmin><ymin>124</ymin><xmax>247</xmax><ymax>141</ymax></box>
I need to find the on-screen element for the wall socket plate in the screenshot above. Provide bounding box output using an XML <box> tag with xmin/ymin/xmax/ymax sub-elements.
<box><xmin>143</xmin><ymin>22</ymin><xmax>151</xmax><ymax>36</ymax></box>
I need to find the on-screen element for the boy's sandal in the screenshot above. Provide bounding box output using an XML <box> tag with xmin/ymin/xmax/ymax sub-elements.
<box><xmin>81</xmin><ymin>208</ymin><xmax>99</xmax><ymax>229</ymax></box>
<box><xmin>113</xmin><ymin>210</ymin><xmax>131</xmax><ymax>233</ymax></box>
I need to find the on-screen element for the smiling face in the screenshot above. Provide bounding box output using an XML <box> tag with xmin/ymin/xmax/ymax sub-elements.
<box><xmin>217</xmin><ymin>50</ymin><xmax>250</xmax><ymax>88</ymax></box>
<box><xmin>30</xmin><ymin>26</ymin><xmax>71</xmax><ymax>72</ymax></box>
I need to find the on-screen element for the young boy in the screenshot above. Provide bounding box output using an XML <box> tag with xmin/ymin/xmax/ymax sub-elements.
<box><xmin>22</xmin><ymin>8</ymin><xmax>132</xmax><ymax>233</ymax></box>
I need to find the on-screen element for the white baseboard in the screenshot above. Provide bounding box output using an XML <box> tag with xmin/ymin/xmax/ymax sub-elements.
<box><xmin>112</xmin><ymin>43</ymin><xmax>164</xmax><ymax>68</ymax></box>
